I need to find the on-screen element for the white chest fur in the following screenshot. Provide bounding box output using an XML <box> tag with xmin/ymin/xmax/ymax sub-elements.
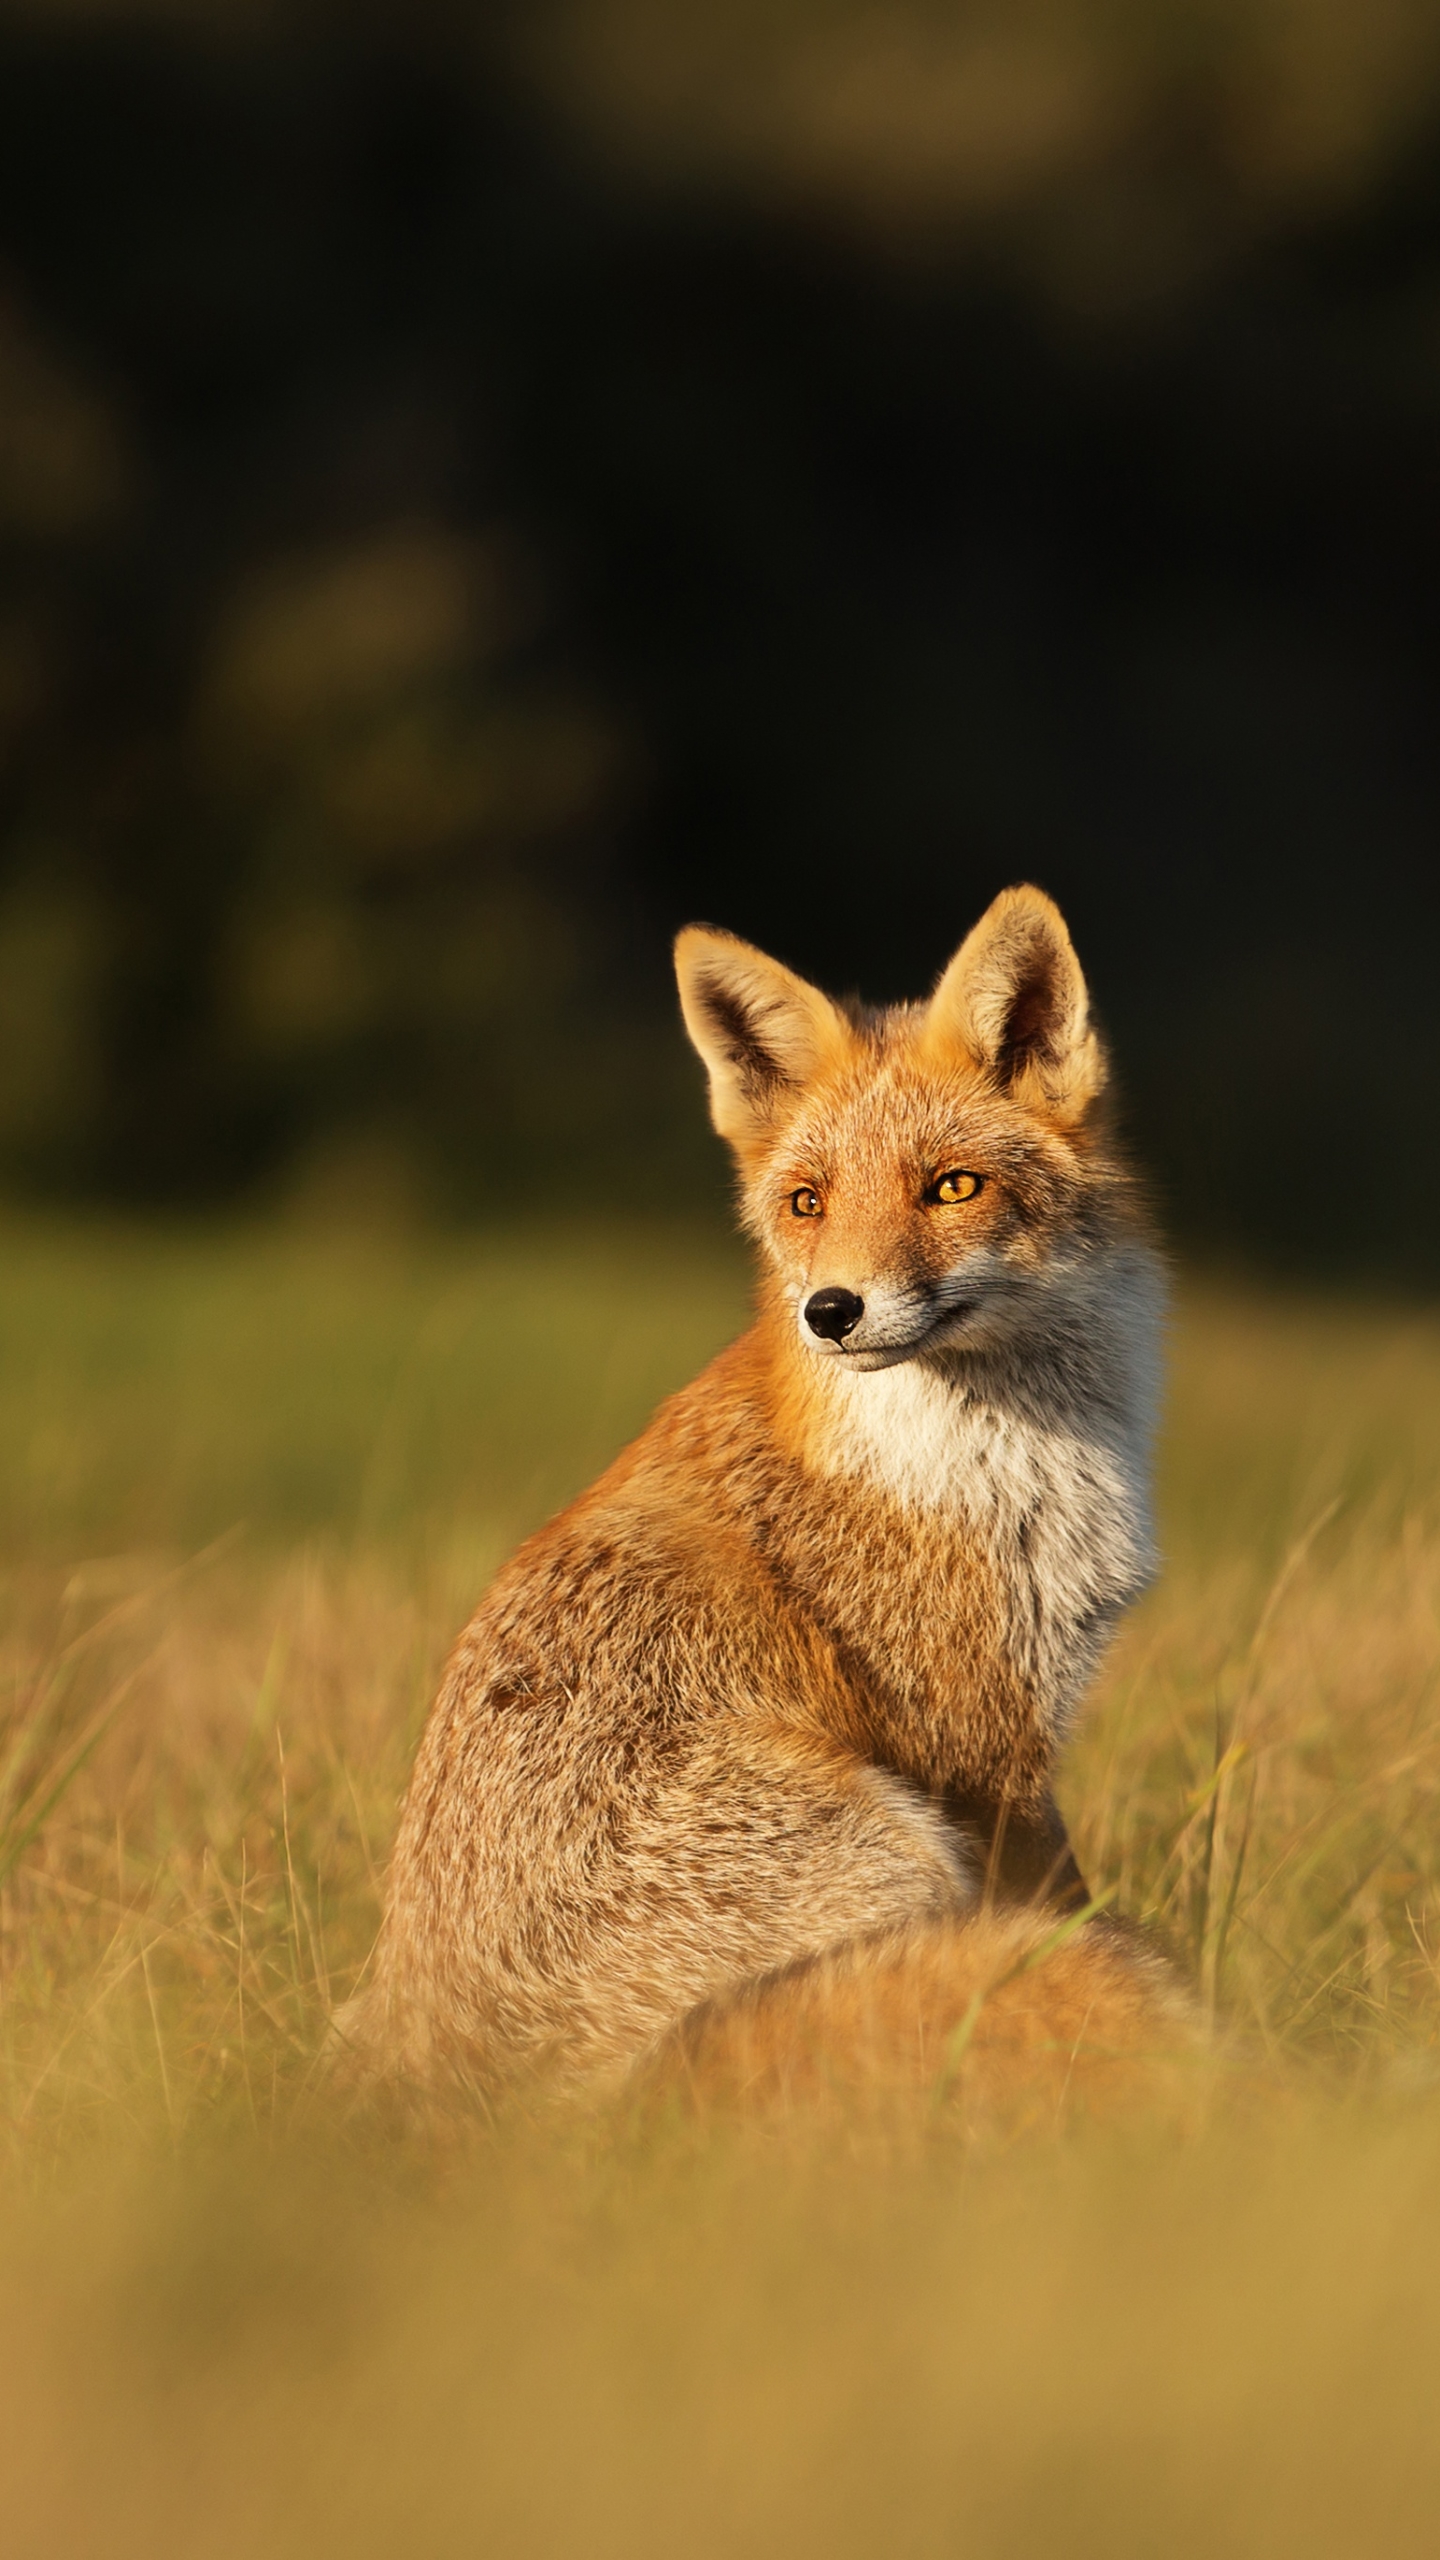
<box><xmin>813</xmin><ymin>1275</ymin><xmax>1161</xmax><ymax>1734</ymax></box>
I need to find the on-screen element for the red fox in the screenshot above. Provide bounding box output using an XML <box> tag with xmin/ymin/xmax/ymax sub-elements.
<box><xmin>344</xmin><ymin>886</ymin><xmax>1193</xmax><ymax>2121</ymax></box>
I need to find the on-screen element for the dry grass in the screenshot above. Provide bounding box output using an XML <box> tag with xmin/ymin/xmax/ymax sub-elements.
<box><xmin>1</xmin><ymin>1217</ymin><xmax>1439</xmax><ymax>2554</ymax></box>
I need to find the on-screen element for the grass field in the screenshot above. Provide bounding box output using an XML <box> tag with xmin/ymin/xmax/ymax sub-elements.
<box><xmin>3</xmin><ymin>1213</ymin><xmax>1440</xmax><ymax>2555</ymax></box>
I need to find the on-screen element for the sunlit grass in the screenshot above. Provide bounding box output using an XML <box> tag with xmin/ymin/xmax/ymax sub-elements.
<box><xmin>1</xmin><ymin>1215</ymin><xmax>1439</xmax><ymax>2554</ymax></box>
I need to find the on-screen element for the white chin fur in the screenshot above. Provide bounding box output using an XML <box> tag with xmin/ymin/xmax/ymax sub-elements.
<box><xmin>811</xmin><ymin>1341</ymin><xmax>923</xmax><ymax>1372</ymax></box>
<box><xmin>796</xmin><ymin>1249</ymin><xmax>1165</xmax><ymax>1742</ymax></box>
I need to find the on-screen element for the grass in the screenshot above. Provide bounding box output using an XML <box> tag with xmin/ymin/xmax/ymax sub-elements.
<box><xmin>2</xmin><ymin>1211</ymin><xmax>1440</xmax><ymax>2554</ymax></box>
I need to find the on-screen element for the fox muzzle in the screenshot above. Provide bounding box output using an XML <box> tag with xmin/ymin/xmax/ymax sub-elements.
<box><xmin>797</xmin><ymin>1274</ymin><xmax>990</xmax><ymax>1365</ymax></box>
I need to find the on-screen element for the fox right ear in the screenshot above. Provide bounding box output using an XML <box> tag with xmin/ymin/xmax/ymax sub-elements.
<box><xmin>922</xmin><ymin>884</ymin><xmax>1103</xmax><ymax>1120</ymax></box>
<box><xmin>675</xmin><ymin>927</ymin><xmax>848</xmax><ymax>1152</ymax></box>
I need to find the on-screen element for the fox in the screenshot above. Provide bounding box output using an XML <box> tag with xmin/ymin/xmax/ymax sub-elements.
<box><xmin>342</xmin><ymin>884</ymin><xmax>1192</xmax><ymax>2121</ymax></box>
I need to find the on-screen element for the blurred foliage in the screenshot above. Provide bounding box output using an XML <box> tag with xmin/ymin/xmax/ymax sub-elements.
<box><xmin>0</xmin><ymin>0</ymin><xmax>1439</xmax><ymax>1257</ymax></box>
<box><xmin>528</xmin><ymin>0</ymin><xmax>1440</xmax><ymax>288</ymax></box>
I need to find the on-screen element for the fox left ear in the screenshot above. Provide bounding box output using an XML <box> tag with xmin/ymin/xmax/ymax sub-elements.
<box><xmin>922</xmin><ymin>885</ymin><xmax>1103</xmax><ymax>1117</ymax></box>
<box><xmin>675</xmin><ymin>925</ymin><xmax>848</xmax><ymax>1155</ymax></box>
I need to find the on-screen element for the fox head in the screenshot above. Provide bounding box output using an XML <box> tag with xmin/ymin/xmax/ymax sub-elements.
<box><xmin>676</xmin><ymin>886</ymin><xmax>1133</xmax><ymax>1370</ymax></box>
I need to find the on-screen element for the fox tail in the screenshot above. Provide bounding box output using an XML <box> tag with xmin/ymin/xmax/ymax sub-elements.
<box><xmin>640</xmin><ymin>1908</ymin><xmax>1204</xmax><ymax>2137</ymax></box>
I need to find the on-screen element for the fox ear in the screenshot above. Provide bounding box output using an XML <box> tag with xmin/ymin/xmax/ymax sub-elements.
<box><xmin>675</xmin><ymin>927</ymin><xmax>848</xmax><ymax>1150</ymax></box>
<box><xmin>922</xmin><ymin>885</ymin><xmax>1102</xmax><ymax>1116</ymax></box>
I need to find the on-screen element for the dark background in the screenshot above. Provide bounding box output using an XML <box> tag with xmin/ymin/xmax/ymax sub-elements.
<box><xmin>2</xmin><ymin>0</ymin><xmax>1439</xmax><ymax>1273</ymax></box>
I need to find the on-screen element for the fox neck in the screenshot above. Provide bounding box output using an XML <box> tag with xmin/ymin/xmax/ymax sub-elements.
<box><xmin>751</xmin><ymin>1243</ymin><xmax>1163</xmax><ymax>1780</ymax></box>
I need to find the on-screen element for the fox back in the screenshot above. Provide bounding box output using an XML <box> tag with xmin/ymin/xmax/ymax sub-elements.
<box><xmin>345</xmin><ymin>887</ymin><xmax>1179</xmax><ymax>2111</ymax></box>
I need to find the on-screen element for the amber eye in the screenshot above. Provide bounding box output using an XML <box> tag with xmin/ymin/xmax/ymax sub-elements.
<box><xmin>930</xmin><ymin>1169</ymin><xmax>983</xmax><ymax>1205</ymax></box>
<box><xmin>790</xmin><ymin>1186</ymin><xmax>823</xmax><ymax>1218</ymax></box>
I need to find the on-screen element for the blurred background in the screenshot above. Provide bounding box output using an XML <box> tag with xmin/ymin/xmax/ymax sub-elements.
<box><xmin>1</xmin><ymin>0</ymin><xmax>1439</xmax><ymax>1270</ymax></box>
<box><xmin>8</xmin><ymin>20</ymin><xmax>1440</xmax><ymax>2493</ymax></box>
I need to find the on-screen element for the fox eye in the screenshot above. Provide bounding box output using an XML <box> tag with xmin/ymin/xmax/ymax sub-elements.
<box><xmin>930</xmin><ymin>1169</ymin><xmax>983</xmax><ymax>1206</ymax></box>
<box><xmin>790</xmin><ymin>1186</ymin><xmax>823</xmax><ymax>1218</ymax></box>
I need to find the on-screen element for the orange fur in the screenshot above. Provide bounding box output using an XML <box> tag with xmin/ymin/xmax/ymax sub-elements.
<box><xmin>342</xmin><ymin>887</ymin><xmax>1185</xmax><ymax>2113</ymax></box>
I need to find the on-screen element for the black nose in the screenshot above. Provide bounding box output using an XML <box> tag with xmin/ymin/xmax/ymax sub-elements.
<box><xmin>805</xmin><ymin>1287</ymin><xmax>865</xmax><ymax>1343</ymax></box>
